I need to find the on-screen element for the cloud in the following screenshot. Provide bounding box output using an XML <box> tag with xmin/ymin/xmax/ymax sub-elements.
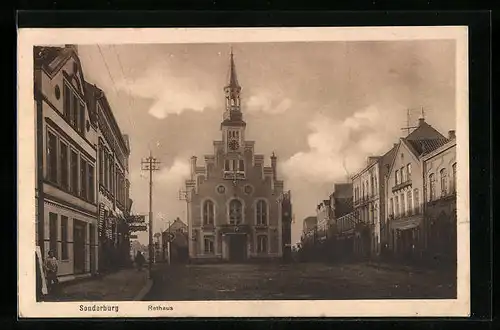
<box><xmin>280</xmin><ymin>105</ymin><xmax>402</xmax><ymax>244</ymax></box>
<box><xmin>155</xmin><ymin>158</ymin><xmax>191</xmax><ymax>184</ymax></box>
<box><xmin>282</xmin><ymin>105</ymin><xmax>400</xmax><ymax>183</ymax></box>
<box><xmin>115</xmin><ymin>65</ymin><xmax>217</xmax><ymax>119</ymax></box>
<box><xmin>245</xmin><ymin>92</ymin><xmax>292</xmax><ymax>114</ymax></box>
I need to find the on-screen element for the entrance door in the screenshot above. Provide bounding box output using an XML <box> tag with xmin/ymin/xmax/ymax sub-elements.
<box><xmin>228</xmin><ymin>234</ymin><xmax>247</xmax><ymax>262</ymax></box>
<box><xmin>73</xmin><ymin>221</ymin><xmax>86</xmax><ymax>274</ymax></box>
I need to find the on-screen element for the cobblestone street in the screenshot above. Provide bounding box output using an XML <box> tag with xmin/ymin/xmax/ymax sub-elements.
<box><xmin>144</xmin><ymin>262</ymin><xmax>456</xmax><ymax>301</ymax></box>
<box><xmin>44</xmin><ymin>268</ymin><xmax>150</xmax><ymax>302</ymax></box>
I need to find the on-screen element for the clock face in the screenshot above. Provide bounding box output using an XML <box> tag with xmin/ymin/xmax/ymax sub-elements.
<box><xmin>228</xmin><ymin>139</ymin><xmax>239</xmax><ymax>150</ymax></box>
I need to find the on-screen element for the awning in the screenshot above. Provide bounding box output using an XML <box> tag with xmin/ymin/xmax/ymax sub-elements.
<box><xmin>390</xmin><ymin>215</ymin><xmax>423</xmax><ymax>231</ymax></box>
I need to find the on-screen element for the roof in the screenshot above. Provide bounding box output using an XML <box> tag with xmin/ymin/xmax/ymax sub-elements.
<box><xmin>334</xmin><ymin>183</ymin><xmax>353</xmax><ymax>198</ymax></box>
<box><xmin>405</xmin><ymin>138</ymin><xmax>450</xmax><ymax>156</ymax></box>
<box><xmin>226</xmin><ymin>49</ymin><xmax>240</xmax><ymax>89</ymax></box>
<box><xmin>405</xmin><ymin>119</ymin><xmax>445</xmax><ymax>141</ymax></box>
<box><xmin>86</xmin><ymin>81</ymin><xmax>130</xmax><ymax>155</ymax></box>
<box><xmin>34</xmin><ymin>46</ymin><xmax>66</xmax><ymax>71</ymax></box>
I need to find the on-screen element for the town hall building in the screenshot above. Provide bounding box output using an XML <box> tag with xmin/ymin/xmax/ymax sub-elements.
<box><xmin>184</xmin><ymin>51</ymin><xmax>289</xmax><ymax>262</ymax></box>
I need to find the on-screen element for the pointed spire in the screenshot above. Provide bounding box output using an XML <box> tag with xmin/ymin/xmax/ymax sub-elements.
<box><xmin>227</xmin><ymin>47</ymin><xmax>240</xmax><ymax>88</ymax></box>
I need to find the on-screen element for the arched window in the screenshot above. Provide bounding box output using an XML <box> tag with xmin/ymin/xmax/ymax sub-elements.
<box><xmin>203</xmin><ymin>200</ymin><xmax>215</xmax><ymax>225</ymax></box>
<box><xmin>256</xmin><ymin>200</ymin><xmax>267</xmax><ymax>225</ymax></box>
<box><xmin>407</xmin><ymin>190</ymin><xmax>413</xmax><ymax>215</ymax></box>
<box><xmin>429</xmin><ymin>173</ymin><xmax>436</xmax><ymax>201</ymax></box>
<box><xmin>395</xmin><ymin>170</ymin><xmax>400</xmax><ymax>185</ymax></box>
<box><xmin>229</xmin><ymin>199</ymin><xmax>243</xmax><ymax>224</ymax></box>
<box><xmin>440</xmin><ymin>169</ymin><xmax>448</xmax><ymax>196</ymax></box>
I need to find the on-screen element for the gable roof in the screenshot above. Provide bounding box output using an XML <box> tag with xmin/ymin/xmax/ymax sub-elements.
<box><xmin>34</xmin><ymin>45</ymin><xmax>95</xmax><ymax>124</ymax></box>
<box><xmin>86</xmin><ymin>81</ymin><xmax>130</xmax><ymax>155</ymax></box>
<box><xmin>405</xmin><ymin>138</ymin><xmax>450</xmax><ymax>156</ymax></box>
<box><xmin>387</xmin><ymin>119</ymin><xmax>449</xmax><ymax>177</ymax></box>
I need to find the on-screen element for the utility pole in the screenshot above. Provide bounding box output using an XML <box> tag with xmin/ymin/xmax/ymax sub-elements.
<box><xmin>141</xmin><ymin>150</ymin><xmax>160</xmax><ymax>279</ymax></box>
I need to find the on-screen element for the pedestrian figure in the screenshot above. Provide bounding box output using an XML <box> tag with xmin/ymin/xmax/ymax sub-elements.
<box><xmin>44</xmin><ymin>250</ymin><xmax>59</xmax><ymax>296</ymax></box>
<box><xmin>135</xmin><ymin>251</ymin><xmax>145</xmax><ymax>271</ymax></box>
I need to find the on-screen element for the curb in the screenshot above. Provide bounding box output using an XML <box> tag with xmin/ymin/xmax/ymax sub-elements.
<box><xmin>133</xmin><ymin>279</ymin><xmax>153</xmax><ymax>301</ymax></box>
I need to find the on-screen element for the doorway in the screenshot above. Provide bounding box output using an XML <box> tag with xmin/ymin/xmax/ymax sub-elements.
<box><xmin>73</xmin><ymin>220</ymin><xmax>86</xmax><ymax>274</ymax></box>
<box><xmin>228</xmin><ymin>234</ymin><xmax>247</xmax><ymax>262</ymax></box>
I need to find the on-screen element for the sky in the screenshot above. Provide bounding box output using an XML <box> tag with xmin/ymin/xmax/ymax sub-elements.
<box><xmin>77</xmin><ymin>40</ymin><xmax>456</xmax><ymax>246</ymax></box>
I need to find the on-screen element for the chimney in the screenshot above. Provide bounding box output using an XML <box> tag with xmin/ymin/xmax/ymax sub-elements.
<box><xmin>448</xmin><ymin>130</ymin><xmax>456</xmax><ymax>140</ymax></box>
<box><xmin>418</xmin><ymin>117</ymin><xmax>425</xmax><ymax>126</ymax></box>
<box><xmin>393</xmin><ymin>143</ymin><xmax>398</xmax><ymax>149</ymax></box>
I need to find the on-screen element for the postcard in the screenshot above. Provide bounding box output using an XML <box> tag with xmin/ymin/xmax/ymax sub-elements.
<box><xmin>18</xmin><ymin>26</ymin><xmax>469</xmax><ymax>318</ymax></box>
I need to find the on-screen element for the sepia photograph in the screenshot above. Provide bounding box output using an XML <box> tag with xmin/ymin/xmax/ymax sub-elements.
<box><xmin>18</xmin><ymin>26</ymin><xmax>470</xmax><ymax>317</ymax></box>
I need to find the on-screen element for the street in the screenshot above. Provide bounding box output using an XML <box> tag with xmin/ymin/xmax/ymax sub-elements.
<box><xmin>144</xmin><ymin>262</ymin><xmax>456</xmax><ymax>301</ymax></box>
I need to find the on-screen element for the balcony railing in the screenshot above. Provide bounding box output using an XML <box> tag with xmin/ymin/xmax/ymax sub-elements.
<box><xmin>392</xmin><ymin>179</ymin><xmax>412</xmax><ymax>192</ymax></box>
<box><xmin>389</xmin><ymin>207</ymin><xmax>422</xmax><ymax>220</ymax></box>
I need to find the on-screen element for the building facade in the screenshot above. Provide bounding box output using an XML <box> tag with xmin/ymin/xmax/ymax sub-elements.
<box><xmin>34</xmin><ymin>45</ymin><xmax>99</xmax><ymax>279</ymax></box>
<box><xmin>422</xmin><ymin>134</ymin><xmax>457</xmax><ymax>265</ymax></box>
<box><xmin>86</xmin><ymin>83</ymin><xmax>132</xmax><ymax>271</ymax></box>
<box><xmin>351</xmin><ymin>147</ymin><xmax>396</xmax><ymax>258</ymax></box>
<box><xmin>184</xmin><ymin>51</ymin><xmax>289</xmax><ymax>262</ymax></box>
<box><xmin>161</xmin><ymin>218</ymin><xmax>189</xmax><ymax>264</ymax></box>
<box><xmin>385</xmin><ymin>118</ymin><xmax>449</xmax><ymax>260</ymax></box>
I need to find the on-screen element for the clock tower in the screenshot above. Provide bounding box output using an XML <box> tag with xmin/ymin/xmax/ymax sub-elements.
<box><xmin>221</xmin><ymin>49</ymin><xmax>246</xmax><ymax>154</ymax></box>
<box><xmin>184</xmin><ymin>47</ymin><xmax>291</xmax><ymax>264</ymax></box>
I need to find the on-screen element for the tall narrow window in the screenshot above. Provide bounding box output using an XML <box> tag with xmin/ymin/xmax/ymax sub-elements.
<box><xmin>229</xmin><ymin>199</ymin><xmax>243</xmax><ymax>224</ymax></box>
<box><xmin>407</xmin><ymin>190</ymin><xmax>413</xmax><ymax>215</ymax></box>
<box><xmin>63</xmin><ymin>84</ymin><xmax>71</xmax><ymax>120</ymax></box>
<box><xmin>257</xmin><ymin>236</ymin><xmax>268</xmax><ymax>253</ymax></box>
<box><xmin>395</xmin><ymin>170</ymin><xmax>399</xmax><ymax>185</ymax></box>
<box><xmin>452</xmin><ymin>163</ymin><xmax>457</xmax><ymax>192</ymax></box>
<box><xmin>407</xmin><ymin>163</ymin><xmax>412</xmax><ymax>180</ymax></box>
<box><xmin>79</xmin><ymin>102</ymin><xmax>85</xmax><ymax>134</ymax></box>
<box><xmin>203</xmin><ymin>200</ymin><xmax>215</xmax><ymax>225</ymax></box>
<box><xmin>256</xmin><ymin>200</ymin><xmax>267</xmax><ymax>225</ymax></box>
<box><xmin>99</xmin><ymin>147</ymin><xmax>103</xmax><ymax>183</ymax></box>
<box><xmin>224</xmin><ymin>159</ymin><xmax>230</xmax><ymax>171</ymax></box>
<box><xmin>80</xmin><ymin>159</ymin><xmax>87</xmax><ymax>199</ymax></box>
<box><xmin>60</xmin><ymin>215</ymin><xmax>69</xmax><ymax>260</ymax></box>
<box><xmin>71</xmin><ymin>93</ymin><xmax>79</xmax><ymax>129</ymax></box>
<box><xmin>49</xmin><ymin>213</ymin><xmax>58</xmax><ymax>258</ymax></box>
<box><xmin>440</xmin><ymin>168</ymin><xmax>448</xmax><ymax>196</ymax></box>
<box><xmin>389</xmin><ymin>198</ymin><xmax>394</xmax><ymax>216</ymax></box>
<box><xmin>60</xmin><ymin>141</ymin><xmax>68</xmax><ymax>190</ymax></box>
<box><xmin>232</xmin><ymin>159</ymin><xmax>237</xmax><ymax>171</ymax></box>
<box><xmin>429</xmin><ymin>173</ymin><xmax>436</xmax><ymax>200</ymax></box>
<box><xmin>401</xmin><ymin>167</ymin><xmax>406</xmax><ymax>182</ymax></box>
<box><xmin>414</xmin><ymin>188</ymin><xmax>420</xmax><ymax>213</ymax></box>
<box><xmin>204</xmin><ymin>236</ymin><xmax>214</xmax><ymax>254</ymax></box>
<box><xmin>47</xmin><ymin>131</ymin><xmax>58</xmax><ymax>183</ymax></box>
<box><xmin>394</xmin><ymin>196</ymin><xmax>399</xmax><ymax>217</ymax></box>
<box><xmin>400</xmin><ymin>193</ymin><xmax>405</xmax><ymax>216</ymax></box>
<box><xmin>70</xmin><ymin>150</ymin><xmax>78</xmax><ymax>194</ymax></box>
<box><xmin>239</xmin><ymin>159</ymin><xmax>245</xmax><ymax>172</ymax></box>
<box><xmin>104</xmin><ymin>152</ymin><xmax>108</xmax><ymax>190</ymax></box>
<box><xmin>88</xmin><ymin>164</ymin><xmax>95</xmax><ymax>203</ymax></box>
